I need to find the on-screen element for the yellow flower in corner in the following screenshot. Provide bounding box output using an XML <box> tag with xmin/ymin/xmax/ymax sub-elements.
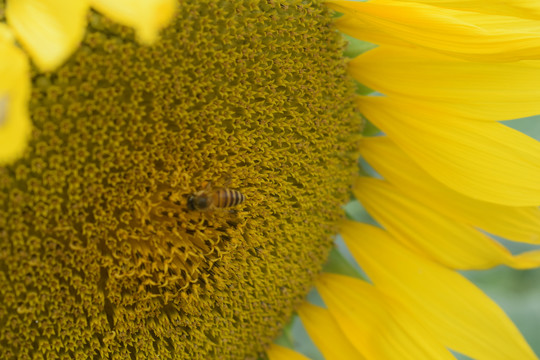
<box><xmin>0</xmin><ymin>25</ymin><xmax>31</xmax><ymax>164</ymax></box>
<box><xmin>6</xmin><ymin>0</ymin><xmax>90</xmax><ymax>72</ymax></box>
<box><xmin>2</xmin><ymin>0</ymin><xmax>175</xmax><ymax>163</ymax></box>
<box><xmin>6</xmin><ymin>0</ymin><xmax>175</xmax><ymax>71</ymax></box>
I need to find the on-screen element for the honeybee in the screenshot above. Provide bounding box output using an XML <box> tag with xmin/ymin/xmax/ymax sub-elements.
<box><xmin>188</xmin><ymin>183</ymin><xmax>246</xmax><ymax>211</ymax></box>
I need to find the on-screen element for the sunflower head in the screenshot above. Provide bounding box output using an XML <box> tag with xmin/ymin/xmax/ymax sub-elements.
<box><xmin>0</xmin><ymin>1</ymin><xmax>361</xmax><ymax>358</ymax></box>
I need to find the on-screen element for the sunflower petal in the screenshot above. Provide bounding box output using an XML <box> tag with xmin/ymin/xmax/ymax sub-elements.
<box><xmin>354</xmin><ymin>176</ymin><xmax>540</xmax><ymax>270</ymax></box>
<box><xmin>350</xmin><ymin>46</ymin><xmax>540</xmax><ymax>121</ymax></box>
<box><xmin>341</xmin><ymin>221</ymin><xmax>538</xmax><ymax>360</ymax></box>
<box><xmin>267</xmin><ymin>344</ymin><xmax>311</xmax><ymax>360</ymax></box>
<box><xmin>358</xmin><ymin>96</ymin><xmax>540</xmax><ymax>207</ymax></box>
<box><xmin>407</xmin><ymin>0</ymin><xmax>540</xmax><ymax>20</ymax></box>
<box><xmin>335</xmin><ymin>15</ymin><xmax>414</xmax><ymax>49</ymax></box>
<box><xmin>316</xmin><ymin>273</ymin><xmax>455</xmax><ymax>360</ymax></box>
<box><xmin>360</xmin><ymin>136</ymin><xmax>540</xmax><ymax>244</ymax></box>
<box><xmin>297</xmin><ymin>302</ymin><xmax>366</xmax><ymax>360</ymax></box>
<box><xmin>327</xmin><ymin>0</ymin><xmax>540</xmax><ymax>61</ymax></box>
<box><xmin>6</xmin><ymin>0</ymin><xmax>89</xmax><ymax>71</ymax></box>
<box><xmin>91</xmin><ymin>0</ymin><xmax>176</xmax><ymax>44</ymax></box>
<box><xmin>0</xmin><ymin>25</ymin><xmax>31</xmax><ymax>164</ymax></box>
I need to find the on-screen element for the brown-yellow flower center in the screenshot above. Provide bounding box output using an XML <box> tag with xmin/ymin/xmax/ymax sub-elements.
<box><xmin>0</xmin><ymin>1</ymin><xmax>361</xmax><ymax>358</ymax></box>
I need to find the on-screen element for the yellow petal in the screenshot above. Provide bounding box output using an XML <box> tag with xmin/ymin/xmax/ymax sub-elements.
<box><xmin>341</xmin><ymin>221</ymin><xmax>538</xmax><ymax>360</ymax></box>
<box><xmin>297</xmin><ymin>302</ymin><xmax>366</xmax><ymax>360</ymax></box>
<box><xmin>316</xmin><ymin>273</ymin><xmax>455</xmax><ymax>360</ymax></box>
<box><xmin>358</xmin><ymin>96</ymin><xmax>540</xmax><ymax>207</ymax></box>
<box><xmin>408</xmin><ymin>0</ymin><xmax>540</xmax><ymax>20</ymax></box>
<box><xmin>328</xmin><ymin>0</ymin><xmax>540</xmax><ymax>61</ymax></box>
<box><xmin>267</xmin><ymin>344</ymin><xmax>311</xmax><ymax>360</ymax></box>
<box><xmin>0</xmin><ymin>25</ymin><xmax>31</xmax><ymax>164</ymax></box>
<box><xmin>6</xmin><ymin>0</ymin><xmax>89</xmax><ymax>71</ymax></box>
<box><xmin>354</xmin><ymin>176</ymin><xmax>540</xmax><ymax>270</ymax></box>
<box><xmin>335</xmin><ymin>15</ymin><xmax>414</xmax><ymax>49</ymax></box>
<box><xmin>350</xmin><ymin>46</ymin><xmax>540</xmax><ymax>121</ymax></box>
<box><xmin>360</xmin><ymin>136</ymin><xmax>540</xmax><ymax>244</ymax></box>
<box><xmin>91</xmin><ymin>0</ymin><xmax>176</xmax><ymax>44</ymax></box>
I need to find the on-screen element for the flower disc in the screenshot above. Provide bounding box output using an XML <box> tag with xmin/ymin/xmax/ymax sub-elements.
<box><xmin>0</xmin><ymin>1</ymin><xmax>361</xmax><ymax>359</ymax></box>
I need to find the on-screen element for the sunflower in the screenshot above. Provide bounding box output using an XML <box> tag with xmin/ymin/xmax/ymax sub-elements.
<box><xmin>1</xmin><ymin>1</ymin><xmax>540</xmax><ymax>360</ymax></box>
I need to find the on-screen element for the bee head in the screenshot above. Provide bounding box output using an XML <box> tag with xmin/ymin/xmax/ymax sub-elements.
<box><xmin>188</xmin><ymin>192</ymin><xmax>212</xmax><ymax>211</ymax></box>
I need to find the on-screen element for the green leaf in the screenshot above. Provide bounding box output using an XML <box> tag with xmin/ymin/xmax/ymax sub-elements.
<box><xmin>322</xmin><ymin>247</ymin><xmax>365</xmax><ymax>279</ymax></box>
<box><xmin>343</xmin><ymin>33</ymin><xmax>377</xmax><ymax>58</ymax></box>
<box><xmin>362</xmin><ymin>118</ymin><xmax>381</xmax><ymax>136</ymax></box>
<box><xmin>274</xmin><ymin>316</ymin><xmax>296</xmax><ymax>348</ymax></box>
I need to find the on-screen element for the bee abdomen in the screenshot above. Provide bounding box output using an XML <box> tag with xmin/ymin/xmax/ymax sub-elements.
<box><xmin>216</xmin><ymin>189</ymin><xmax>246</xmax><ymax>208</ymax></box>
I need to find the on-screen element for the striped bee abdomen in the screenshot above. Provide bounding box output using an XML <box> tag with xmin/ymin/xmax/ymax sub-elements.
<box><xmin>214</xmin><ymin>189</ymin><xmax>246</xmax><ymax>208</ymax></box>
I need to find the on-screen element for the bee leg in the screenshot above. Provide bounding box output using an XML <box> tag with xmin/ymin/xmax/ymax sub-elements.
<box><xmin>222</xmin><ymin>176</ymin><xmax>233</xmax><ymax>188</ymax></box>
<box><xmin>200</xmin><ymin>180</ymin><xmax>213</xmax><ymax>191</ymax></box>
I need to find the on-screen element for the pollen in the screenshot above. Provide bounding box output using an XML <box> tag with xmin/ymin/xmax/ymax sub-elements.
<box><xmin>0</xmin><ymin>1</ymin><xmax>361</xmax><ymax>359</ymax></box>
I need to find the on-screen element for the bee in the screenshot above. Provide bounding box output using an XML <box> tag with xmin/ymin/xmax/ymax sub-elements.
<box><xmin>188</xmin><ymin>182</ymin><xmax>246</xmax><ymax>211</ymax></box>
